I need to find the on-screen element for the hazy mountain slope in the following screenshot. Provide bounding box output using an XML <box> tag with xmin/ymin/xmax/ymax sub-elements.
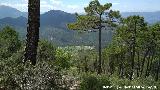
<box><xmin>0</xmin><ymin>5</ymin><xmax>27</xmax><ymax>19</ymax></box>
<box><xmin>0</xmin><ymin>16</ymin><xmax>27</xmax><ymax>27</ymax></box>
<box><xmin>121</xmin><ymin>11</ymin><xmax>160</xmax><ymax>24</ymax></box>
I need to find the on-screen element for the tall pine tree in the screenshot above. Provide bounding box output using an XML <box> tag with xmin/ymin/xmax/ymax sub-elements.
<box><xmin>68</xmin><ymin>0</ymin><xmax>121</xmax><ymax>74</ymax></box>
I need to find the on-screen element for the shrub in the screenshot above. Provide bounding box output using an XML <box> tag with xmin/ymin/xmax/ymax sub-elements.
<box><xmin>0</xmin><ymin>40</ymin><xmax>72</xmax><ymax>90</ymax></box>
<box><xmin>0</xmin><ymin>26</ymin><xmax>21</xmax><ymax>59</ymax></box>
<box><xmin>80</xmin><ymin>73</ymin><xmax>112</xmax><ymax>90</ymax></box>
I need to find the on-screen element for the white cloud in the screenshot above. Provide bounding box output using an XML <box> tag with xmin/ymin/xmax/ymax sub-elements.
<box><xmin>24</xmin><ymin>0</ymin><xmax>27</xmax><ymax>3</ymax></box>
<box><xmin>112</xmin><ymin>3</ymin><xmax>120</xmax><ymax>5</ymax></box>
<box><xmin>40</xmin><ymin>0</ymin><xmax>53</xmax><ymax>13</ymax></box>
<box><xmin>65</xmin><ymin>4</ymin><xmax>85</xmax><ymax>13</ymax></box>
<box><xmin>67</xmin><ymin>5</ymin><xmax>79</xmax><ymax>9</ymax></box>
<box><xmin>50</xmin><ymin>0</ymin><xmax>62</xmax><ymax>5</ymax></box>
<box><xmin>41</xmin><ymin>1</ymin><xmax>48</xmax><ymax>5</ymax></box>
<box><xmin>0</xmin><ymin>3</ymin><xmax>27</xmax><ymax>12</ymax></box>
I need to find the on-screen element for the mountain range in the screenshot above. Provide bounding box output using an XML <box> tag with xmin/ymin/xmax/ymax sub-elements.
<box><xmin>0</xmin><ymin>5</ymin><xmax>160</xmax><ymax>26</ymax></box>
<box><xmin>0</xmin><ymin>5</ymin><xmax>160</xmax><ymax>46</ymax></box>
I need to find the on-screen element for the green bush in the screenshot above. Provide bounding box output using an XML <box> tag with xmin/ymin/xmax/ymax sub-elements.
<box><xmin>0</xmin><ymin>39</ymin><xmax>72</xmax><ymax>90</ymax></box>
<box><xmin>109</xmin><ymin>75</ymin><xmax>160</xmax><ymax>90</ymax></box>
<box><xmin>37</xmin><ymin>40</ymin><xmax>56</xmax><ymax>61</ymax></box>
<box><xmin>0</xmin><ymin>26</ymin><xmax>21</xmax><ymax>59</ymax></box>
<box><xmin>0</xmin><ymin>49</ymin><xmax>69</xmax><ymax>90</ymax></box>
<box><xmin>80</xmin><ymin>73</ymin><xmax>112</xmax><ymax>90</ymax></box>
<box><xmin>55</xmin><ymin>47</ymin><xmax>72</xmax><ymax>70</ymax></box>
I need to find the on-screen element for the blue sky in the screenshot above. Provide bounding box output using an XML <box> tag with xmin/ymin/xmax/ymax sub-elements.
<box><xmin>0</xmin><ymin>0</ymin><xmax>160</xmax><ymax>13</ymax></box>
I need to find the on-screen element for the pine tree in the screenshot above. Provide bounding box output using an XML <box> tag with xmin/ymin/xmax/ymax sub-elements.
<box><xmin>68</xmin><ymin>0</ymin><xmax>121</xmax><ymax>74</ymax></box>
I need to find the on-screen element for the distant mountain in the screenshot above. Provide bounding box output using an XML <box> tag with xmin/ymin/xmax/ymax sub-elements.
<box><xmin>121</xmin><ymin>11</ymin><xmax>160</xmax><ymax>24</ymax></box>
<box><xmin>0</xmin><ymin>8</ymin><xmax>76</xmax><ymax>29</ymax></box>
<box><xmin>41</xmin><ymin>10</ymin><xmax>76</xmax><ymax>29</ymax></box>
<box><xmin>0</xmin><ymin>5</ymin><xmax>27</xmax><ymax>19</ymax></box>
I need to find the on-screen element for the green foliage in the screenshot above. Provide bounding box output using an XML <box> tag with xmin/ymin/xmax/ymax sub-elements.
<box><xmin>0</xmin><ymin>54</ymin><xmax>63</xmax><ymax>89</ymax></box>
<box><xmin>79</xmin><ymin>74</ymin><xmax>160</xmax><ymax>90</ymax></box>
<box><xmin>37</xmin><ymin>40</ymin><xmax>56</xmax><ymax>61</ymax></box>
<box><xmin>0</xmin><ymin>29</ymin><xmax>73</xmax><ymax>89</ymax></box>
<box><xmin>108</xmin><ymin>75</ymin><xmax>160</xmax><ymax>90</ymax></box>
<box><xmin>68</xmin><ymin>15</ymin><xmax>99</xmax><ymax>30</ymax></box>
<box><xmin>0</xmin><ymin>26</ymin><xmax>21</xmax><ymax>58</ymax></box>
<box><xmin>0</xmin><ymin>41</ymin><xmax>73</xmax><ymax>90</ymax></box>
<box><xmin>80</xmin><ymin>73</ymin><xmax>112</xmax><ymax>90</ymax></box>
<box><xmin>38</xmin><ymin>40</ymin><xmax>73</xmax><ymax>71</ymax></box>
<box><xmin>55</xmin><ymin>47</ymin><xmax>72</xmax><ymax>70</ymax></box>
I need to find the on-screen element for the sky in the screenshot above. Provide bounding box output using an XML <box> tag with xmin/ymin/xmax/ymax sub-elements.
<box><xmin>0</xmin><ymin>0</ymin><xmax>160</xmax><ymax>13</ymax></box>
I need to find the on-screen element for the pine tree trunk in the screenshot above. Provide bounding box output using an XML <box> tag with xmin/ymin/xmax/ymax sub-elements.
<box><xmin>130</xmin><ymin>21</ymin><xmax>137</xmax><ymax>80</ymax></box>
<box><xmin>145</xmin><ymin>55</ymin><xmax>151</xmax><ymax>77</ymax></box>
<box><xmin>140</xmin><ymin>49</ymin><xmax>150</xmax><ymax>76</ymax></box>
<box><xmin>97</xmin><ymin>14</ymin><xmax>102</xmax><ymax>74</ymax></box>
<box><xmin>137</xmin><ymin>52</ymin><xmax>140</xmax><ymax>77</ymax></box>
<box><xmin>24</xmin><ymin>0</ymin><xmax>40</xmax><ymax>65</ymax></box>
<box><xmin>155</xmin><ymin>59</ymin><xmax>160</xmax><ymax>81</ymax></box>
<box><xmin>148</xmin><ymin>51</ymin><xmax>155</xmax><ymax>77</ymax></box>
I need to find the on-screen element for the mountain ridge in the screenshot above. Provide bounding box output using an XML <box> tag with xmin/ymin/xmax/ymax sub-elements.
<box><xmin>0</xmin><ymin>5</ymin><xmax>27</xmax><ymax>19</ymax></box>
<box><xmin>121</xmin><ymin>11</ymin><xmax>160</xmax><ymax>24</ymax></box>
<box><xmin>0</xmin><ymin>5</ymin><xmax>160</xmax><ymax>25</ymax></box>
